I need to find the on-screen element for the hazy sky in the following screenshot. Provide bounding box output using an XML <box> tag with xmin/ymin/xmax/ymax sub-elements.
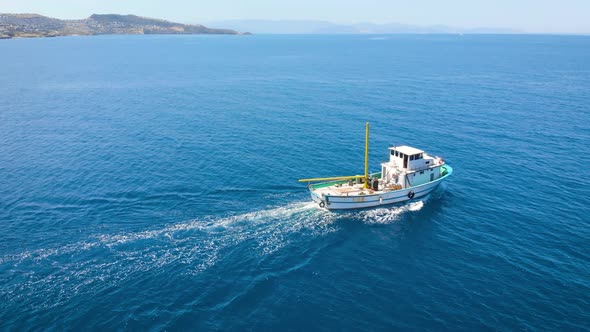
<box><xmin>1</xmin><ymin>0</ymin><xmax>589</xmax><ymax>33</ymax></box>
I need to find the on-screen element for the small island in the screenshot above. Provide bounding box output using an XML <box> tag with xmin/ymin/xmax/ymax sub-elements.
<box><xmin>0</xmin><ymin>13</ymin><xmax>250</xmax><ymax>39</ymax></box>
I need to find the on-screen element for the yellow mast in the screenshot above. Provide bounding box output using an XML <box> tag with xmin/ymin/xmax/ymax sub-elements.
<box><xmin>298</xmin><ymin>122</ymin><xmax>371</xmax><ymax>185</ymax></box>
<box><xmin>364</xmin><ymin>122</ymin><xmax>370</xmax><ymax>189</ymax></box>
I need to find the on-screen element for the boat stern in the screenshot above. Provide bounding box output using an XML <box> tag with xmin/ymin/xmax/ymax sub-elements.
<box><xmin>308</xmin><ymin>187</ymin><xmax>327</xmax><ymax>208</ymax></box>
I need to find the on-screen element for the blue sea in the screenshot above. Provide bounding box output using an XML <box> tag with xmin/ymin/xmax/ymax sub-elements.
<box><xmin>1</xmin><ymin>34</ymin><xmax>589</xmax><ymax>330</ymax></box>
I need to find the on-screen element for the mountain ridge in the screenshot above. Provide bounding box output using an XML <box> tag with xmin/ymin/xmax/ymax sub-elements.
<box><xmin>0</xmin><ymin>13</ymin><xmax>249</xmax><ymax>39</ymax></box>
<box><xmin>205</xmin><ymin>19</ymin><xmax>521</xmax><ymax>34</ymax></box>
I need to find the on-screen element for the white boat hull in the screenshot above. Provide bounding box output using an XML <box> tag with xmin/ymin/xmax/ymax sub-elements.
<box><xmin>309</xmin><ymin>166</ymin><xmax>452</xmax><ymax>210</ymax></box>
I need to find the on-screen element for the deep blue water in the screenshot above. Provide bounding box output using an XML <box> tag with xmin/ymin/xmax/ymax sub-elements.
<box><xmin>1</xmin><ymin>34</ymin><xmax>590</xmax><ymax>330</ymax></box>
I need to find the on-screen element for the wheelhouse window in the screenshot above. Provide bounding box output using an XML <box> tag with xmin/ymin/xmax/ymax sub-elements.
<box><xmin>410</xmin><ymin>155</ymin><xmax>414</xmax><ymax>161</ymax></box>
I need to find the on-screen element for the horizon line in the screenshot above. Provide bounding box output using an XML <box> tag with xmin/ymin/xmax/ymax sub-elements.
<box><xmin>3</xmin><ymin>12</ymin><xmax>590</xmax><ymax>35</ymax></box>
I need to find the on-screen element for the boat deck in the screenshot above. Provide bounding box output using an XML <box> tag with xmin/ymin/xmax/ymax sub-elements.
<box><xmin>312</xmin><ymin>182</ymin><xmax>394</xmax><ymax>197</ymax></box>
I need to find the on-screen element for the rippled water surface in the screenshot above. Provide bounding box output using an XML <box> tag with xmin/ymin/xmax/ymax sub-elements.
<box><xmin>1</xmin><ymin>34</ymin><xmax>590</xmax><ymax>330</ymax></box>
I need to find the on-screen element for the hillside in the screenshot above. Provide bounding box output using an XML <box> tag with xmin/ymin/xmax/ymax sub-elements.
<box><xmin>0</xmin><ymin>13</ymin><xmax>248</xmax><ymax>39</ymax></box>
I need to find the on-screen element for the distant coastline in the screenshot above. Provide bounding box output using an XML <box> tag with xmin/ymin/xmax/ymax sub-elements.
<box><xmin>205</xmin><ymin>19</ymin><xmax>523</xmax><ymax>35</ymax></box>
<box><xmin>0</xmin><ymin>13</ymin><xmax>251</xmax><ymax>39</ymax></box>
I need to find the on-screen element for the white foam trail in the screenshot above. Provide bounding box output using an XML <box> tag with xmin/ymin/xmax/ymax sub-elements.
<box><xmin>359</xmin><ymin>200</ymin><xmax>425</xmax><ymax>225</ymax></box>
<box><xmin>0</xmin><ymin>201</ymin><xmax>335</xmax><ymax>309</ymax></box>
<box><xmin>0</xmin><ymin>199</ymin><xmax>426</xmax><ymax>309</ymax></box>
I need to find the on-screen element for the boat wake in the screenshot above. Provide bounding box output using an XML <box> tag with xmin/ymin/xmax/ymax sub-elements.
<box><xmin>0</xmin><ymin>199</ymin><xmax>426</xmax><ymax>310</ymax></box>
<box><xmin>0</xmin><ymin>202</ymin><xmax>335</xmax><ymax>309</ymax></box>
<box><xmin>358</xmin><ymin>200</ymin><xmax>425</xmax><ymax>224</ymax></box>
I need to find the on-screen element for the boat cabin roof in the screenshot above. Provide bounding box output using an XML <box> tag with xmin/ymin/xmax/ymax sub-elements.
<box><xmin>389</xmin><ymin>145</ymin><xmax>424</xmax><ymax>156</ymax></box>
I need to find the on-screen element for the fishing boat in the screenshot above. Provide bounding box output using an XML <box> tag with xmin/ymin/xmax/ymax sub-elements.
<box><xmin>299</xmin><ymin>123</ymin><xmax>452</xmax><ymax>210</ymax></box>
